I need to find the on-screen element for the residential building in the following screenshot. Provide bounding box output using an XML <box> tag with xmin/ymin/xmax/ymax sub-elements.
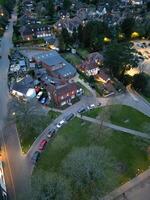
<box><xmin>0</xmin><ymin>160</ymin><xmax>8</xmax><ymax>200</ymax></box>
<box><xmin>33</xmin><ymin>51</ymin><xmax>76</xmax><ymax>79</ymax></box>
<box><xmin>20</xmin><ymin>24</ymin><xmax>52</xmax><ymax>40</ymax></box>
<box><xmin>79</xmin><ymin>52</ymin><xmax>104</xmax><ymax>76</ymax></box>
<box><xmin>47</xmin><ymin>82</ymin><xmax>78</xmax><ymax>106</ymax></box>
<box><xmin>11</xmin><ymin>75</ymin><xmax>36</xmax><ymax>99</ymax></box>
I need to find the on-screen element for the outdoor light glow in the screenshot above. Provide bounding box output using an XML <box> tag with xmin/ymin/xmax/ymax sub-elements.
<box><xmin>125</xmin><ymin>68</ymin><xmax>140</xmax><ymax>76</ymax></box>
<box><xmin>104</xmin><ymin>37</ymin><xmax>111</xmax><ymax>43</ymax></box>
<box><xmin>131</xmin><ymin>32</ymin><xmax>140</xmax><ymax>39</ymax></box>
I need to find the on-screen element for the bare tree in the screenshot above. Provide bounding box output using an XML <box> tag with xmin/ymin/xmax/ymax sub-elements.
<box><xmin>31</xmin><ymin>171</ymin><xmax>72</xmax><ymax>200</ymax></box>
<box><xmin>61</xmin><ymin>146</ymin><xmax>118</xmax><ymax>198</ymax></box>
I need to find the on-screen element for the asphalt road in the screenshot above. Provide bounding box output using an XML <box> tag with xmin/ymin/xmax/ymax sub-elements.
<box><xmin>0</xmin><ymin>11</ymin><xmax>30</xmax><ymax>200</ymax></box>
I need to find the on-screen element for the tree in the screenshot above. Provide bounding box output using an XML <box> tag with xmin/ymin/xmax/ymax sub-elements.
<box><xmin>31</xmin><ymin>171</ymin><xmax>72</xmax><ymax>200</ymax></box>
<box><xmin>78</xmin><ymin>21</ymin><xmax>110</xmax><ymax>50</ymax></box>
<box><xmin>71</xmin><ymin>28</ymin><xmax>77</xmax><ymax>43</ymax></box>
<box><xmin>61</xmin><ymin>146</ymin><xmax>118</xmax><ymax>198</ymax></box>
<box><xmin>47</xmin><ymin>0</ymin><xmax>54</xmax><ymax>17</ymax></box>
<box><xmin>61</xmin><ymin>28</ymin><xmax>71</xmax><ymax>46</ymax></box>
<box><xmin>104</xmin><ymin>42</ymin><xmax>138</xmax><ymax>79</ymax></box>
<box><xmin>27</xmin><ymin>69</ymin><xmax>35</xmax><ymax>78</ymax></box>
<box><xmin>147</xmin><ymin>2</ymin><xmax>150</xmax><ymax>12</ymax></box>
<box><xmin>122</xmin><ymin>74</ymin><xmax>132</xmax><ymax>86</ymax></box>
<box><xmin>63</xmin><ymin>0</ymin><xmax>71</xmax><ymax>10</ymax></box>
<box><xmin>58</xmin><ymin>34</ymin><xmax>66</xmax><ymax>51</ymax></box>
<box><xmin>121</xmin><ymin>17</ymin><xmax>135</xmax><ymax>39</ymax></box>
<box><xmin>132</xmin><ymin>73</ymin><xmax>148</xmax><ymax>92</ymax></box>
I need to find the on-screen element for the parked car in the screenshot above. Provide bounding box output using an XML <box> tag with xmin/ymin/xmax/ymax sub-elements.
<box><xmin>56</xmin><ymin>120</ymin><xmax>65</xmax><ymax>128</ymax></box>
<box><xmin>65</xmin><ymin>113</ymin><xmax>74</xmax><ymax>121</ymax></box>
<box><xmin>87</xmin><ymin>104</ymin><xmax>95</xmax><ymax>110</ymax></box>
<box><xmin>40</xmin><ymin>97</ymin><xmax>47</xmax><ymax>104</ymax></box>
<box><xmin>47</xmin><ymin>129</ymin><xmax>56</xmax><ymax>138</ymax></box>
<box><xmin>38</xmin><ymin>139</ymin><xmax>47</xmax><ymax>150</ymax></box>
<box><xmin>77</xmin><ymin>107</ymin><xmax>86</xmax><ymax>113</ymax></box>
<box><xmin>36</xmin><ymin>91</ymin><xmax>43</xmax><ymax>99</ymax></box>
<box><xmin>31</xmin><ymin>151</ymin><xmax>40</xmax><ymax>164</ymax></box>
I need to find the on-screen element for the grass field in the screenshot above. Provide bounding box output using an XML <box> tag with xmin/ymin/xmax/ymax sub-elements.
<box><xmin>62</xmin><ymin>53</ymin><xmax>82</xmax><ymax>66</ymax></box>
<box><xmin>16</xmin><ymin>111</ymin><xmax>59</xmax><ymax>153</ymax></box>
<box><xmin>34</xmin><ymin>117</ymin><xmax>150</xmax><ymax>199</ymax></box>
<box><xmin>77</xmin><ymin>48</ymin><xmax>89</xmax><ymax>59</ymax></box>
<box><xmin>85</xmin><ymin>105</ymin><xmax>150</xmax><ymax>133</ymax></box>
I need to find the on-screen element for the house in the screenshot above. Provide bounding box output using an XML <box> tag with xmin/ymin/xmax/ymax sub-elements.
<box><xmin>20</xmin><ymin>24</ymin><xmax>52</xmax><ymax>40</ymax></box>
<box><xmin>54</xmin><ymin>16</ymin><xmax>82</xmax><ymax>34</ymax></box>
<box><xmin>11</xmin><ymin>75</ymin><xmax>36</xmax><ymax>100</ymax></box>
<box><xmin>47</xmin><ymin>82</ymin><xmax>78</xmax><ymax>106</ymax></box>
<box><xmin>131</xmin><ymin>0</ymin><xmax>143</xmax><ymax>5</ymax></box>
<box><xmin>33</xmin><ymin>51</ymin><xmax>76</xmax><ymax>79</ymax></box>
<box><xmin>79</xmin><ymin>52</ymin><xmax>104</xmax><ymax>76</ymax></box>
<box><xmin>95</xmin><ymin>70</ymin><xmax>111</xmax><ymax>84</ymax></box>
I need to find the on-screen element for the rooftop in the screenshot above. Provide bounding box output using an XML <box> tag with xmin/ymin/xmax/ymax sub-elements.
<box><xmin>33</xmin><ymin>51</ymin><xmax>76</xmax><ymax>78</ymax></box>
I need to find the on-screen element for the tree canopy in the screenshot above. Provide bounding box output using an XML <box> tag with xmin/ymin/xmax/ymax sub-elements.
<box><xmin>61</xmin><ymin>146</ymin><xmax>118</xmax><ymax>198</ymax></box>
<box><xmin>31</xmin><ymin>171</ymin><xmax>72</xmax><ymax>200</ymax></box>
<box><xmin>104</xmin><ymin>42</ymin><xmax>138</xmax><ymax>79</ymax></box>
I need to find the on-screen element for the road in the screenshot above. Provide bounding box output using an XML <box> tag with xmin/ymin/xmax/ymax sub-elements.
<box><xmin>0</xmin><ymin>10</ymin><xmax>30</xmax><ymax>200</ymax></box>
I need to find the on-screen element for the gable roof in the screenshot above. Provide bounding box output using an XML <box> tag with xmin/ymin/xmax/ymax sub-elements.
<box><xmin>12</xmin><ymin>75</ymin><xmax>34</xmax><ymax>95</ymax></box>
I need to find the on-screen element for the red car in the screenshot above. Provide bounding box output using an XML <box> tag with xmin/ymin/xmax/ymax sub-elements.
<box><xmin>38</xmin><ymin>139</ymin><xmax>47</xmax><ymax>150</ymax></box>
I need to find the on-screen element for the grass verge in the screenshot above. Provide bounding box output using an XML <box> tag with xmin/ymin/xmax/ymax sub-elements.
<box><xmin>16</xmin><ymin>111</ymin><xmax>59</xmax><ymax>153</ymax></box>
<box><xmin>85</xmin><ymin>105</ymin><xmax>150</xmax><ymax>133</ymax></box>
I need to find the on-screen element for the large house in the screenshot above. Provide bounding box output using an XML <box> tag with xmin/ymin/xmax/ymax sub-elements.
<box><xmin>79</xmin><ymin>52</ymin><xmax>104</xmax><ymax>76</ymax></box>
<box><xmin>54</xmin><ymin>16</ymin><xmax>83</xmax><ymax>34</ymax></box>
<box><xmin>47</xmin><ymin>82</ymin><xmax>78</xmax><ymax>106</ymax></box>
<box><xmin>33</xmin><ymin>51</ymin><xmax>76</xmax><ymax>79</ymax></box>
<box><xmin>11</xmin><ymin>75</ymin><xmax>36</xmax><ymax>100</ymax></box>
<box><xmin>20</xmin><ymin>24</ymin><xmax>52</xmax><ymax>40</ymax></box>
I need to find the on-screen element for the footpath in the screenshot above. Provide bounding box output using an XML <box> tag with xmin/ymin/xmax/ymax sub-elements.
<box><xmin>101</xmin><ymin>168</ymin><xmax>150</xmax><ymax>200</ymax></box>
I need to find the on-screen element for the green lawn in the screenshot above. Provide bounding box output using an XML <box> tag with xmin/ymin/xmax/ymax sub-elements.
<box><xmin>85</xmin><ymin>105</ymin><xmax>150</xmax><ymax>133</ymax></box>
<box><xmin>62</xmin><ymin>53</ymin><xmax>82</xmax><ymax>66</ymax></box>
<box><xmin>34</xmin><ymin>118</ymin><xmax>150</xmax><ymax>198</ymax></box>
<box><xmin>16</xmin><ymin>111</ymin><xmax>59</xmax><ymax>153</ymax></box>
<box><xmin>77</xmin><ymin>48</ymin><xmax>89</xmax><ymax>59</ymax></box>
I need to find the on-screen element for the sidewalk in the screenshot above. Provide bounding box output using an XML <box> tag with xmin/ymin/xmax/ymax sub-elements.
<box><xmin>78</xmin><ymin>115</ymin><xmax>150</xmax><ymax>140</ymax></box>
<box><xmin>101</xmin><ymin>168</ymin><xmax>150</xmax><ymax>200</ymax></box>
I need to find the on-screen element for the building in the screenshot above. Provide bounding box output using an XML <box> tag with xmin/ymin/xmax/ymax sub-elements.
<box><xmin>47</xmin><ymin>82</ymin><xmax>78</xmax><ymax>106</ymax></box>
<box><xmin>0</xmin><ymin>160</ymin><xmax>8</xmax><ymax>200</ymax></box>
<box><xmin>33</xmin><ymin>51</ymin><xmax>76</xmax><ymax>79</ymax></box>
<box><xmin>11</xmin><ymin>75</ymin><xmax>36</xmax><ymax>100</ymax></box>
<box><xmin>54</xmin><ymin>16</ymin><xmax>82</xmax><ymax>34</ymax></box>
<box><xmin>79</xmin><ymin>52</ymin><xmax>103</xmax><ymax>76</ymax></box>
<box><xmin>20</xmin><ymin>24</ymin><xmax>52</xmax><ymax>40</ymax></box>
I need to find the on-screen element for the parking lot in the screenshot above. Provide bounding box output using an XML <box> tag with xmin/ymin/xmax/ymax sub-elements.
<box><xmin>133</xmin><ymin>40</ymin><xmax>150</xmax><ymax>75</ymax></box>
